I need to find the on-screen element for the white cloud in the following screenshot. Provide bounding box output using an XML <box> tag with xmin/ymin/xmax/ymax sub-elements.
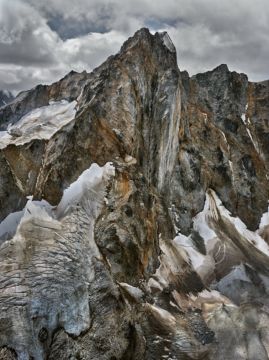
<box><xmin>59</xmin><ymin>31</ymin><xmax>127</xmax><ymax>71</ymax></box>
<box><xmin>0</xmin><ymin>0</ymin><xmax>269</xmax><ymax>92</ymax></box>
<box><xmin>0</xmin><ymin>0</ymin><xmax>128</xmax><ymax>91</ymax></box>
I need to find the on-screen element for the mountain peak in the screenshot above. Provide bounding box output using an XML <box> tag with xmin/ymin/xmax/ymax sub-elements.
<box><xmin>118</xmin><ymin>27</ymin><xmax>178</xmax><ymax>72</ymax></box>
<box><xmin>213</xmin><ymin>63</ymin><xmax>229</xmax><ymax>73</ymax></box>
<box><xmin>157</xmin><ymin>31</ymin><xmax>176</xmax><ymax>53</ymax></box>
<box><xmin>1</xmin><ymin>28</ymin><xmax>269</xmax><ymax>360</ymax></box>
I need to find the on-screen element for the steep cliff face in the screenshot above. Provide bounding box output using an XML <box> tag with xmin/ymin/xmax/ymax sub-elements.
<box><xmin>0</xmin><ymin>28</ymin><xmax>269</xmax><ymax>360</ymax></box>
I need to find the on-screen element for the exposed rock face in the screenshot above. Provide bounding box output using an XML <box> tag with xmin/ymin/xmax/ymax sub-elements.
<box><xmin>0</xmin><ymin>28</ymin><xmax>269</xmax><ymax>359</ymax></box>
<box><xmin>0</xmin><ymin>90</ymin><xmax>14</xmax><ymax>108</ymax></box>
<box><xmin>0</xmin><ymin>71</ymin><xmax>89</xmax><ymax>131</ymax></box>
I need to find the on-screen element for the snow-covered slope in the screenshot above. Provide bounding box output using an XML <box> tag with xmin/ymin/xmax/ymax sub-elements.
<box><xmin>0</xmin><ymin>100</ymin><xmax>77</xmax><ymax>149</ymax></box>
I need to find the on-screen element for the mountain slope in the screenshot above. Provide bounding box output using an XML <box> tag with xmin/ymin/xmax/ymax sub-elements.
<box><xmin>0</xmin><ymin>90</ymin><xmax>14</xmax><ymax>107</ymax></box>
<box><xmin>0</xmin><ymin>28</ymin><xmax>269</xmax><ymax>360</ymax></box>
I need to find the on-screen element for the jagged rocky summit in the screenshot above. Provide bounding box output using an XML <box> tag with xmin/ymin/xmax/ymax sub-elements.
<box><xmin>0</xmin><ymin>28</ymin><xmax>269</xmax><ymax>360</ymax></box>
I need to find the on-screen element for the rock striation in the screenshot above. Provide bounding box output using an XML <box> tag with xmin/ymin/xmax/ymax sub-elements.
<box><xmin>0</xmin><ymin>28</ymin><xmax>269</xmax><ymax>359</ymax></box>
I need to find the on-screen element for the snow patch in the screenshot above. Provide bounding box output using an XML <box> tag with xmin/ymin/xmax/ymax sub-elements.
<box><xmin>3</xmin><ymin>90</ymin><xmax>9</xmax><ymax>97</ymax></box>
<box><xmin>174</xmin><ymin>233</ymin><xmax>205</xmax><ymax>270</ymax></box>
<box><xmin>169</xmin><ymin>203</ymin><xmax>181</xmax><ymax>233</ymax></box>
<box><xmin>193</xmin><ymin>194</ymin><xmax>217</xmax><ymax>245</ymax></box>
<box><xmin>0</xmin><ymin>210</ymin><xmax>24</xmax><ymax>242</ymax></box>
<box><xmin>0</xmin><ymin>198</ymin><xmax>53</xmax><ymax>242</ymax></box>
<box><xmin>190</xmin><ymin>190</ymin><xmax>269</xmax><ymax>273</ymax></box>
<box><xmin>0</xmin><ymin>162</ymin><xmax>114</xmax><ymax>244</ymax></box>
<box><xmin>0</xmin><ymin>131</ymin><xmax>7</xmax><ymax>138</ymax></box>
<box><xmin>201</xmin><ymin>190</ymin><xmax>269</xmax><ymax>257</ymax></box>
<box><xmin>259</xmin><ymin>205</ymin><xmax>269</xmax><ymax>229</ymax></box>
<box><xmin>23</xmin><ymin>198</ymin><xmax>54</xmax><ymax>222</ymax></box>
<box><xmin>0</xmin><ymin>100</ymin><xmax>77</xmax><ymax>149</ymax></box>
<box><xmin>56</xmin><ymin>162</ymin><xmax>115</xmax><ymax>217</ymax></box>
<box><xmin>218</xmin><ymin>264</ymin><xmax>250</xmax><ymax>285</ymax></box>
<box><xmin>242</xmin><ymin>104</ymin><xmax>252</xmax><ymax>126</ymax></box>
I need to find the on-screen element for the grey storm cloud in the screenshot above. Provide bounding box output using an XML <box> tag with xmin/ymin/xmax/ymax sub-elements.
<box><xmin>0</xmin><ymin>0</ymin><xmax>268</xmax><ymax>92</ymax></box>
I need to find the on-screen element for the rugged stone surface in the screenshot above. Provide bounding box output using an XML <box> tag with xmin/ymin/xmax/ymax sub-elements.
<box><xmin>0</xmin><ymin>28</ymin><xmax>269</xmax><ymax>359</ymax></box>
<box><xmin>0</xmin><ymin>90</ymin><xmax>14</xmax><ymax>108</ymax></box>
<box><xmin>0</xmin><ymin>71</ymin><xmax>89</xmax><ymax>131</ymax></box>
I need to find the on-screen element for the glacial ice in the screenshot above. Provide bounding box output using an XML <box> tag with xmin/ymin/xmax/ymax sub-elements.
<box><xmin>0</xmin><ymin>210</ymin><xmax>24</xmax><ymax>242</ymax></box>
<box><xmin>260</xmin><ymin>205</ymin><xmax>269</xmax><ymax>228</ymax></box>
<box><xmin>0</xmin><ymin>161</ymin><xmax>115</xmax><ymax>358</ymax></box>
<box><xmin>56</xmin><ymin>162</ymin><xmax>115</xmax><ymax>217</ymax></box>
<box><xmin>0</xmin><ymin>100</ymin><xmax>77</xmax><ymax>149</ymax></box>
<box><xmin>0</xmin><ymin>198</ymin><xmax>53</xmax><ymax>243</ymax></box>
<box><xmin>194</xmin><ymin>190</ymin><xmax>269</xmax><ymax>257</ymax></box>
<box><xmin>149</xmin><ymin>189</ymin><xmax>269</xmax><ymax>293</ymax></box>
<box><xmin>0</xmin><ymin>162</ymin><xmax>115</xmax><ymax>243</ymax></box>
<box><xmin>169</xmin><ymin>190</ymin><xmax>269</xmax><ymax>282</ymax></box>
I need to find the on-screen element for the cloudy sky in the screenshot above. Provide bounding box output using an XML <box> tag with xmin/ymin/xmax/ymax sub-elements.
<box><xmin>0</xmin><ymin>0</ymin><xmax>268</xmax><ymax>93</ymax></box>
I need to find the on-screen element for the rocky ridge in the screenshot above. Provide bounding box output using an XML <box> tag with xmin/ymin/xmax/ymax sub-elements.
<box><xmin>0</xmin><ymin>90</ymin><xmax>14</xmax><ymax>108</ymax></box>
<box><xmin>0</xmin><ymin>28</ymin><xmax>269</xmax><ymax>359</ymax></box>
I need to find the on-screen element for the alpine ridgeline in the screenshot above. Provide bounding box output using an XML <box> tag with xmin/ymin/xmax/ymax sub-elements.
<box><xmin>0</xmin><ymin>28</ymin><xmax>269</xmax><ymax>360</ymax></box>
